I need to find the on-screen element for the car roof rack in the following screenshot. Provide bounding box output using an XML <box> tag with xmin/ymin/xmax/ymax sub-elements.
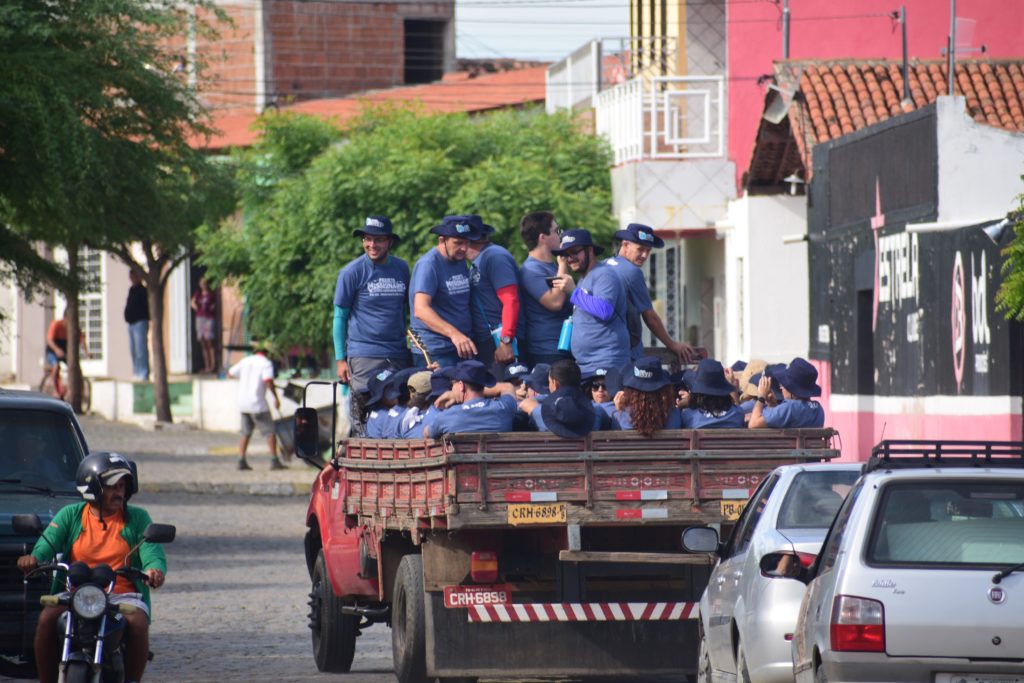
<box><xmin>865</xmin><ymin>440</ymin><xmax>1024</xmax><ymax>474</ymax></box>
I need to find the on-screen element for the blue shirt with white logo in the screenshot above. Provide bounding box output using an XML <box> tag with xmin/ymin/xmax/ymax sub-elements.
<box><xmin>762</xmin><ymin>400</ymin><xmax>824</xmax><ymax>428</ymax></box>
<box><xmin>570</xmin><ymin>264</ymin><xmax>629</xmax><ymax>376</ymax></box>
<box><xmin>410</xmin><ymin>248</ymin><xmax>473</xmax><ymax>357</ymax></box>
<box><xmin>333</xmin><ymin>255</ymin><xmax>410</xmax><ymax>358</ymax></box>
<box><xmin>470</xmin><ymin>244</ymin><xmax>519</xmax><ymax>339</ymax></box>
<box><xmin>681</xmin><ymin>405</ymin><xmax>746</xmax><ymax>429</ymax></box>
<box><xmin>365</xmin><ymin>406</ymin><xmax>406</xmax><ymax>438</ymax></box>
<box><xmin>603</xmin><ymin>256</ymin><xmax>653</xmax><ymax>358</ymax></box>
<box><xmin>428</xmin><ymin>395</ymin><xmax>518</xmax><ymax>438</ymax></box>
<box><xmin>519</xmin><ymin>256</ymin><xmax>571</xmax><ymax>359</ymax></box>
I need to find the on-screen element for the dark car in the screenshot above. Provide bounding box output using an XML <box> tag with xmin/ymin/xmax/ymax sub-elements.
<box><xmin>0</xmin><ymin>390</ymin><xmax>88</xmax><ymax>678</ymax></box>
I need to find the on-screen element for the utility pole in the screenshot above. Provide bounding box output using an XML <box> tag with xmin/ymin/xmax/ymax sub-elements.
<box><xmin>901</xmin><ymin>6</ymin><xmax>910</xmax><ymax>104</ymax></box>
<box><xmin>947</xmin><ymin>0</ymin><xmax>957</xmax><ymax>95</ymax></box>
<box><xmin>782</xmin><ymin>0</ymin><xmax>791</xmax><ymax>59</ymax></box>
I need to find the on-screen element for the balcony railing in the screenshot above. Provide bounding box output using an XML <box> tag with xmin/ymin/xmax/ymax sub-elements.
<box><xmin>595</xmin><ymin>75</ymin><xmax>725</xmax><ymax>164</ymax></box>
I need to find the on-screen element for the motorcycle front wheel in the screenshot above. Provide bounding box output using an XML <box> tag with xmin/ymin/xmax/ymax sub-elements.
<box><xmin>61</xmin><ymin>660</ymin><xmax>91</xmax><ymax>683</ymax></box>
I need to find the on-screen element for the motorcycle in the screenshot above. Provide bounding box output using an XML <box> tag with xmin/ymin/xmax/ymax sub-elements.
<box><xmin>13</xmin><ymin>514</ymin><xmax>175</xmax><ymax>683</ymax></box>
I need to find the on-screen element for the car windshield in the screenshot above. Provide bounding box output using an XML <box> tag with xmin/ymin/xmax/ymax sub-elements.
<box><xmin>0</xmin><ymin>409</ymin><xmax>84</xmax><ymax>491</ymax></box>
<box><xmin>867</xmin><ymin>481</ymin><xmax>1024</xmax><ymax>566</ymax></box>
<box><xmin>776</xmin><ymin>469</ymin><xmax>859</xmax><ymax>529</ymax></box>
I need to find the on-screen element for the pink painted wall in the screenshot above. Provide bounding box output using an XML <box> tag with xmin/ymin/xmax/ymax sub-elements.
<box><xmin>727</xmin><ymin>0</ymin><xmax>1024</xmax><ymax>190</ymax></box>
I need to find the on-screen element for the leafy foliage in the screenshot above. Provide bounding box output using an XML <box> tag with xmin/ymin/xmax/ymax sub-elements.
<box><xmin>199</xmin><ymin>105</ymin><xmax>614</xmax><ymax>350</ymax></box>
<box><xmin>995</xmin><ymin>189</ymin><xmax>1024</xmax><ymax>321</ymax></box>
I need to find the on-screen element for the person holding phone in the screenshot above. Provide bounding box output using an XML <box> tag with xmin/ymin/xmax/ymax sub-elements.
<box><xmin>517</xmin><ymin>211</ymin><xmax>572</xmax><ymax>366</ymax></box>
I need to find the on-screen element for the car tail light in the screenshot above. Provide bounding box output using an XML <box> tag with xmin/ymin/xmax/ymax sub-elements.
<box><xmin>830</xmin><ymin>595</ymin><xmax>885</xmax><ymax>652</ymax></box>
<box><xmin>795</xmin><ymin>552</ymin><xmax>817</xmax><ymax>568</ymax></box>
<box><xmin>470</xmin><ymin>551</ymin><xmax>498</xmax><ymax>583</ymax></box>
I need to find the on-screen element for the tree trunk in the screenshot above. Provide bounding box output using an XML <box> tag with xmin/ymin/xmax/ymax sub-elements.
<box><xmin>147</xmin><ymin>269</ymin><xmax>173</xmax><ymax>423</ymax></box>
<box><xmin>65</xmin><ymin>246</ymin><xmax>84</xmax><ymax>414</ymax></box>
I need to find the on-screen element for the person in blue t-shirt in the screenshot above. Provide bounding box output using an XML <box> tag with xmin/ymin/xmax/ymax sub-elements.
<box><xmin>400</xmin><ymin>368</ymin><xmax>455</xmax><ymax>438</ymax></box>
<box><xmin>681</xmin><ymin>359</ymin><xmax>746</xmax><ymax>429</ymax></box>
<box><xmin>550</xmin><ymin>229</ymin><xmax>630</xmax><ymax>377</ymax></box>
<box><xmin>604</xmin><ymin>223</ymin><xmax>693</xmax><ymax>363</ymax></box>
<box><xmin>333</xmin><ymin>216</ymin><xmax>411</xmax><ymax>435</ymax></box>
<box><xmin>611</xmin><ymin>356</ymin><xmax>681</xmax><ymax>434</ymax></box>
<box><xmin>426</xmin><ymin>360</ymin><xmax>518</xmax><ymax>438</ymax></box>
<box><xmin>467</xmin><ymin>218</ymin><xmax>521</xmax><ymax>372</ymax></box>
<box><xmin>517</xmin><ymin>212</ymin><xmax>572</xmax><ymax>366</ymax></box>
<box><xmin>520</xmin><ymin>359</ymin><xmax>610</xmax><ymax>437</ymax></box>
<box><xmin>410</xmin><ymin>216</ymin><xmax>483</xmax><ymax>368</ymax></box>
<box><xmin>363</xmin><ymin>368</ymin><xmax>405</xmax><ymax>438</ymax></box>
<box><xmin>749</xmin><ymin>357</ymin><xmax>825</xmax><ymax>429</ymax></box>
<box><xmin>584</xmin><ymin>366</ymin><xmax>623</xmax><ymax>421</ymax></box>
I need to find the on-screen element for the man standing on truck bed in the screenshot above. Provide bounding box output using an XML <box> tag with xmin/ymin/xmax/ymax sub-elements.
<box><xmin>518</xmin><ymin>211</ymin><xmax>572</xmax><ymax>366</ymax></box>
<box><xmin>550</xmin><ymin>229</ymin><xmax>630</xmax><ymax>376</ymax></box>
<box><xmin>410</xmin><ymin>216</ymin><xmax>483</xmax><ymax>368</ymax></box>
<box><xmin>604</xmin><ymin>223</ymin><xmax>694</xmax><ymax>363</ymax></box>
<box><xmin>467</xmin><ymin>218</ymin><xmax>521</xmax><ymax>374</ymax></box>
<box><xmin>334</xmin><ymin>216</ymin><xmax>411</xmax><ymax>436</ymax></box>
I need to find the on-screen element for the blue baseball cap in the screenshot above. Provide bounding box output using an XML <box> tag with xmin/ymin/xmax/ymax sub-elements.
<box><xmin>551</xmin><ymin>229</ymin><xmax>604</xmax><ymax>256</ymax></box>
<box><xmin>613</xmin><ymin>223</ymin><xmax>664</xmax><ymax>249</ymax></box>
<box><xmin>430</xmin><ymin>215</ymin><xmax>483</xmax><ymax>240</ymax></box>
<box><xmin>353</xmin><ymin>215</ymin><xmax>400</xmax><ymax>242</ymax></box>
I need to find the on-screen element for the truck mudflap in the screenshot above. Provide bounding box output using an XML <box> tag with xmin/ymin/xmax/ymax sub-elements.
<box><xmin>425</xmin><ymin>592</ymin><xmax>698</xmax><ymax>677</ymax></box>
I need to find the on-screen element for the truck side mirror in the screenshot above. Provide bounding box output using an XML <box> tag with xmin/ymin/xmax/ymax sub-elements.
<box><xmin>294</xmin><ymin>407</ymin><xmax>322</xmax><ymax>465</ymax></box>
<box><xmin>681</xmin><ymin>526</ymin><xmax>720</xmax><ymax>554</ymax></box>
<box><xmin>12</xmin><ymin>514</ymin><xmax>44</xmax><ymax>536</ymax></box>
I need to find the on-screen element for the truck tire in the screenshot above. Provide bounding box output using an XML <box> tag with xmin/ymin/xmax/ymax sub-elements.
<box><xmin>311</xmin><ymin>550</ymin><xmax>358</xmax><ymax>673</ymax></box>
<box><xmin>392</xmin><ymin>554</ymin><xmax>428</xmax><ymax>683</ymax></box>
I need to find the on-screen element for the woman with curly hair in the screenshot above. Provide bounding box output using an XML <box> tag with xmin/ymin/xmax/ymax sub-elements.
<box><xmin>682</xmin><ymin>359</ymin><xmax>745</xmax><ymax>428</ymax></box>
<box><xmin>612</xmin><ymin>356</ymin><xmax>681</xmax><ymax>436</ymax></box>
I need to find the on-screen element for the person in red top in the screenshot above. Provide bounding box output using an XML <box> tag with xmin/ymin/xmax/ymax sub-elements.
<box><xmin>190</xmin><ymin>277</ymin><xmax>218</xmax><ymax>374</ymax></box>
<box><xmin>45</xmin><ymin>311</ymin><xmax>88</xmax><ymax>398</ymax></box>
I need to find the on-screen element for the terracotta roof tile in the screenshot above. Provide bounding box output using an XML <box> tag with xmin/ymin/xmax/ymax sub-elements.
<box><xmin>193</xmin><ymin>65</ymin><xmax>547</xmax><ymax>150</ymax></box>
<box><xmin>747</xmin><ymin>57</ymin><xmax>1024</xmax><ymax>192</ymax></box>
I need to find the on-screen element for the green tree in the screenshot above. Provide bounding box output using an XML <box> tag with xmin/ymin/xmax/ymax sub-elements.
<box><xmin>0</xmin><ymin>0</ymin><xmax>226</xmax><ymax>417</ymax></box>
<box><xmin>199</xmin><ymin>105</ymin><xmax>615</xmax><ymax>353</ymax></box>
<box><xmin>995</xmin><ymin>189</ymin><xmax>1024</xmax><ymax>321</ymax></box>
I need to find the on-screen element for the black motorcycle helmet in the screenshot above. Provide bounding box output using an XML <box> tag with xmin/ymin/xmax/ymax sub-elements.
<box><xmin>75</xmin><ymin>452</ymin><xmax>138</xmax><ymax>504</ymax></box>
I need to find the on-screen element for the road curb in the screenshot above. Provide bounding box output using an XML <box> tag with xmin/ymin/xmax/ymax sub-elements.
<box><xmin>141</xmin><ymin>481</ymin><xmax>311</xmax><ymax>497</ymax></box>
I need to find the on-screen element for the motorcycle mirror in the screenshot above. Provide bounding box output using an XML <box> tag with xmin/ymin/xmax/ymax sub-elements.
<box><xmin>12</xmin><ymin>514</ymin><xmax>44</xmax><ymax>536</ymax></box>
<box><xmin>143</xmin><ymin>523</ymin><xmax>176</xmax><ymax>544</ymax></box>
<box><xmin>294</xmin><ymin>407</ymin><xmax>322</xmax><ymax>465</ymax></box>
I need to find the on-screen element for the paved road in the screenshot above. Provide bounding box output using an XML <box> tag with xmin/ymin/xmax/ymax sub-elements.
<box><xmin>133</xmin><ymin>491</ymin><xmax>393</xmax><ymax>683</ymax></box>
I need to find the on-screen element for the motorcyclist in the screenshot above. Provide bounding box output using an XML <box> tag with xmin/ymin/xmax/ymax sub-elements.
<box><xmin>17</xmin><ymin>452</ymin><xmax>167</xmax><ymax>683</ymax></box>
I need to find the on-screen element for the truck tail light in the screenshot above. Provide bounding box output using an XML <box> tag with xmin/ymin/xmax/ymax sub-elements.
<box><xmin>470</xmin><ymin>551</ymin><xmax>498</xmax><ymax>583</ymax></box>
<box><xmin>830</xmin><ymin>595</ymin><xmax>885</xmax><ymax>652</ymax></box>
<box><xmin>795</xmin><ymin>552</ymin><xmax>817</xmax><ymax>568</ymax></box>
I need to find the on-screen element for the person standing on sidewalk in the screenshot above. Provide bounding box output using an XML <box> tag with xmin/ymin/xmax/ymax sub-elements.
<box><xmin>333</xmin><ymin>216</ymin><xmax>411</xmax><ymax>436</ymax></box>
<box><xmin>124</xmin><ymin>270</ymin><xmax>150</xmax><ymax>381</ymax></box>
<box><xmin>227</xmin><ymin>342</ymin><xmax>285</xmax><ymax>471</ymax></box>
<box><xmin>191</xmin><ymin>277</ymin><xmax>218</xmax><ymax>374</ymax></box>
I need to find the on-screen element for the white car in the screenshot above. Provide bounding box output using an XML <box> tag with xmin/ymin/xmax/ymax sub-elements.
<box><xmin>764</xmin><ymin>442</ymin><xmax>1024</xmax><ymax>683</ymax></box>
<box><xmin>683</xmin><ymin>462</ymin><xmax>861</xmax><ymax>683</ymax></box>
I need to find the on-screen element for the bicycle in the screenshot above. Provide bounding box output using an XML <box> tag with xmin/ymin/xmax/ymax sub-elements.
<box><xmin>39</xmin><ymin>358</ymin><xmax>92</xmax><ymax>413</ymax></box>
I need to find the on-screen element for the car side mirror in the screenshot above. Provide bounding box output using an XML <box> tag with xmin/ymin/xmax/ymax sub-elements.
<box><xmin>143</xmin><ymin>523</ymin><xmax>176</xmax><ymax>544</ymax></box>
<box><xmin>12</xmin><ymin>514</ymin><xmax>44</xmax><ymax>536</ymax></box>
<box><xmin>681</xmin><ymin>526</ymin><xmax>720</xmax><ymax>554</ymax></box>
<box><xmin>294</xmin><ymin>407</ymin><xmax>323</xmax><ymax>466</ymax></box>
<box><xmin>759</xmin><ymin>551</ymin><xmax>808</xmax><ymax>582</ymax></box>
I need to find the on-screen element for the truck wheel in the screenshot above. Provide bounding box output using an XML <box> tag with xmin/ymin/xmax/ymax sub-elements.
<box><xmin>392</xmin><ymin>554</ymin><xmax>429</xmax><ymax>683</ymax></box>
<box><xmin>310</xmin><ymin>550</ymin><xmax>358</xmax><ymax>673</ymax></box>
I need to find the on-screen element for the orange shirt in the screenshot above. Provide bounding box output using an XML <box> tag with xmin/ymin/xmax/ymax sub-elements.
<box><xmin>71</xmin><ymin>507</ymin><xmax>135</xmax><ymax>594</ymax></box>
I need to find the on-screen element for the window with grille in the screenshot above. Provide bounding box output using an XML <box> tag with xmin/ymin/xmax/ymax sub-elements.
<box><xmin>79</xmin><ymin>248</ymin><xmax>104</xmax><ymax>360</ymax></box>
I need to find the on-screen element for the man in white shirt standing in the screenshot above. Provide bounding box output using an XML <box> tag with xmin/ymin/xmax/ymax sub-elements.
<box><xmin>227</xmin><ymin>341</ymin><xmax>283</xmax><ymax>471</ymax></box>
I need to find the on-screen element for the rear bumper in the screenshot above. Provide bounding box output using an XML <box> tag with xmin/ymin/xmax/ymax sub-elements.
<box><xmin>425</xmin><ymin>592</ymin><xmax>699</xmax><ymax>677</ymax></box>
<box><xmin>820</xmin><ymin>653</ymin><xmax>1024</xmax><ymax>682</ymax></box>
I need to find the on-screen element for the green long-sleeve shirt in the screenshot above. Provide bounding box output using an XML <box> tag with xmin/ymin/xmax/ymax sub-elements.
<box><xmin>31</xmin><ymin>502</ymin><xmax>167</xmax><ymax>621</ymax></box>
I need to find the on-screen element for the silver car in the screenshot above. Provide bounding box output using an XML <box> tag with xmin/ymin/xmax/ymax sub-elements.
<box><xmin>683</xmin><ymin>463</ymin><xmax>861</xmax><ymax>683</ymax></box>
<box><xmin>769</xmin><ymin>446</ymin><xmax>1024</xmax><ymax>683</ymax></box>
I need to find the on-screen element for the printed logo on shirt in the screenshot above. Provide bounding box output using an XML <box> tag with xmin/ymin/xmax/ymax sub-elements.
<box><xmin>606</xmin><ymin>258</ymin><xmax>619</xmax><ymax>266</ymax></box>
<box><xmin>445</xmin><ymin>274</ymin><xmax>470</xmax><ymax>296</ymax></box>
<box><xmin>462</xmin><ymin>400</ymin><xmax>488</xmax><ymax>411</ymax></box>
<box><xmin>469</xmin><ymin>266</ymin><xmax>481</xmax><ymax>287</ymax></box>
<box><xmin>367</xmin><ymin>277</ymin><xmax>406</xmax><ymax>297</ymax></box>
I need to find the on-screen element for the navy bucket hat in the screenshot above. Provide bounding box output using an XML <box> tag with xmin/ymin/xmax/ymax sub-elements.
<box><xmin>501</xmin><ymin>362</ymin><xmax>531</xmax><ymax>383</ymax></box>
<box><xmin>670</xmin><ymin>368</ymin><xmax>697</xmax><ymax>391</ymax></box>
<box><xmin>774</xmin><ymin>357</ymin><xmax>822</xmax><ymax>398</ymax></box>
<box><xmin>541</xmin><ymin>387</ymin><xmax>598</xmax><ymax>439</ymax></box>
<box><xmin>524</xmin><ymin>363</ymin><xmax>551</xmax><ymax>394</ymax></box>
<box><xmin>451</xmin><ymin>360</ymin><xmax>497</xmax><ymax>388</ymax></box>
<box><xmin>622</xmin><ymin>356</ymin><xmax>671</xmax><ymax>392</ymax></box>
<box><xmin>427</xmin><ymin>367</ymin><xmax>457</xmax><ymax>402</ymax></box>
<box><xmin>353</xmin><ymin>215</ymin><xmax>400</xmax><ymax>242</ymax></box>
<box><xmin>584</xmin><ymin>367</ymin><xmax>623</xmax><ymax>396</ymax></box>
<box><xmin>430</xmin><ymin>215</ymin><xmax>483</xmax><ymax>240</ymax></box>
<box><xmin>551</xmin><ymin>229</ymin><xmax>604</xmax><ymax>256</ymax></box>
<box><xmin>690</xmin><ymin>359</ymin><xmax>735</xmax><ymax>397</ymax></box>
<box><xmin>365</xmin><ymin>367</ymin><xmax>399</xmax><ymax>407</ymax></box>
<box><xmin>613</xmin><ymin>223</ymin><xmax>665</xmax><ymax>249</ymax></box>
<box><xmin>730</xmin><ymin>360</ymin><xmax>748</xmax><ymax>373</ymax></box>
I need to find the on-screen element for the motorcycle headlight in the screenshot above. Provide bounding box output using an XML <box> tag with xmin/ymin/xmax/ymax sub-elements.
<box><xmin>71</xmin><ymin>585</ymin><xmax>107</xmax><ymax>619</ymax></box>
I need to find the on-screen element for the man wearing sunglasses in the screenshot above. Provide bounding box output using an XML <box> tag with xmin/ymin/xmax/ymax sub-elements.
<box><xmin>549</xmin><ymin>229</ymin><xmax>629</xmax><ymax>376</ymax></box>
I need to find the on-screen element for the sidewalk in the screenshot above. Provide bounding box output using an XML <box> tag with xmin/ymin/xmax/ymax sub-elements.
<box><xmin>78</xmin><ymin>415</ymin><xmax>320</xmax><ymax>497</ymax></box>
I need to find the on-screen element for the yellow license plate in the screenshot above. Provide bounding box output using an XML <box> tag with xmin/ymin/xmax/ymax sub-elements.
<box><xmin>507</xmin><ymin>503</ymin><xmax>567</xmax><ymax>525</ymax></box>
<box><xmin>720</xmin><ymin>499</ymin><xmax>747</xmax><ymax>521</ymax></box>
